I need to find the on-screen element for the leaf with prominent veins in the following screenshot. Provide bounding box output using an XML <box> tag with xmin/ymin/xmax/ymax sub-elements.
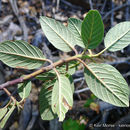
<box><xmin>84</xmin><ymin>63</ymin><xmax>129</xmax><ymax>107</ymax></box>
<box><xmin>40</xmin><ymin>16</ymin><xmax>76</xmax><ymax>52</ymax></box>
<box><xmin>0</xmin><ymin>105</ymin><xmax>16</xmax><ymax>128</ymax></box>
<box><xmin>51</xmin><ymin>75</ymin><xmax>73</xmax><ymax>121</ymax></box>
<box><xmin>0</xmin><ymin>40</ymin><xmax>45</xmax><ymax>69</ymax></box>
<box><xmin>81</xmin><ymin>10</ymin><xmax>104</xmax><ymax>49</ymax></box>
<box><xmin>68</xmin><ymin>18</ymin><xmax>85</xmax><ymax>48</ymax></box>
<box><xmin>18</xmin><ymin>81</ymin><xmax>32</xmax><ymax>99</ymax></box>
<box><xmin>39</xmin><ymin>80</ymin><xmax>57</xmax><ymax>120</ymax></box>
<box><xmin>104</xmin><ymin>22</ymin><xmax>130</xmax><ymax>52</ymax></box>
<box><xmin>0</xmin><ymin>108</ymin><xmax>7</xmax><ymax>120</ymax></box>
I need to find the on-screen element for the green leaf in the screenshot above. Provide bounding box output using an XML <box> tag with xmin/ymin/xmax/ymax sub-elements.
<box><xmin>40</xmin><ymin>16</ymin><xmax>76</xmax><ymax>52</ymax></box>
<box><xmin>81</xmin><ymin>10</ymin><xmax>104</xmax><ymax>49</ymax></box>
<box><xmin>36</xmin><ymin>72</ymin><xmax>56</xmax><ymax>82</ymax></box>
<box><xmin>18</xmin><ymin>81</ymin><xmax>32</xmax><ymax>99</ymax></box>
<box><xmin>39</xmin><ymin>80</ymin><xmax>57</xmax><ymax>120</ymax></box>
<box><xmin>104</xmin><ymin>22</ymin><xmax>130</xmax><ymax>52</ymax></box>
<box><xmin>68</xmin><ymin>18</ymin><xmax>85</xmax><ymax>48</ymax></box>
<box><xmin>0</xmin><ymin>108</ymin><xmax>7</xmax><ymax>120</ymax></box>
<box><xmin>37</xmin><ymin>61</ymin><xmax>77</xmax><ymax>81</ymax></box>
<box><xmin>0</xmin><ymin>40</ymin><xmax>45</xmax><ymax>69</ymax></box>
<box><xmin>84</xmin><ymin>94</ymin><xmax>96</xmax><ymax>108</ymax></box>
<box><xmin>63</xmin><ymin>118</ymin><xmax>85</xmax><ymax>130</ymax></box>
<box><xmin>84</xmin><ymin>63</ymin><xmax>129</xmax><ymax>107</ymax></box>
<box><xmin>51</xmin><ymin>75</ymin><xmax>73</xmax><ymax>121</ymax></box>
<box><xmin>84</xmin><ymin>98</ymin><xmax>94</xmax><ymax>107</ymax></box>
<box><xmin>66</xmin><ymin>74</ymin><xmax>75</xmax><ymax>93</ymax></box>
<box><xmin>0</xmin><ymin>105</ymin><xmax>15</xmax><ymax>128</ymax></box>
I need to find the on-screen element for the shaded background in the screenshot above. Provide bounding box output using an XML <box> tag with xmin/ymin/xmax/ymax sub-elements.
<box><xmin>0</xmin><ymin>0</ymin><xmax>130</xmax><ymax>130</ymax></box>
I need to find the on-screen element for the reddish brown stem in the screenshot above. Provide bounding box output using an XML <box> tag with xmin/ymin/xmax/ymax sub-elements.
<box><xmin>3</xmin><ymin>88</ymin><xmax>16</xmax><ymax>104</ymax></box>
<box><xmin>0</xmin><ymin>78</ymin><xmax>23</xmax><ymax>90</ymax></box>
<box><xmin>0</xmin><ymin>55</ymin><xmax>80</xmax><ymax>90</ymax></box>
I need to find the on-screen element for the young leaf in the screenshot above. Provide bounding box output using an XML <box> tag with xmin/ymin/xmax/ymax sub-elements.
<box><xmin>18</xmin><ymin>81</ymin><xmax>32</xmax><ymax>99</ymax></box>
<box><xmin>104</xmin><ymin>22</ymin><xmax>130</xmax><ymax>52</ymax></box>
<box><xmin>68</xmin><ymin>18</ymin><xmax>85</xmax><ymax>48</ymax></box>
<box><xmin>81</xmin><ymin>10</ymin><xmax>104</xmax><ymax>49</ymax></box>
<box><xmin>0</xmin><ymin>105</ymin><xmax>15</xmax><ymax>128</ymax></box>
<box><xmin>84</xmin><ymin>63</ymin><xmax>129</xmax><ymax>107</ymax></box>
<box><xmin>0</xmin><ymin>40</ymin><xmax>45</xmax><ymax>69</ymax></box>
<box><xmin>51</xmin><ymin>75</ymin><xmax>73</xmax><ymax>121</ymax></box>
<box><xmin>39</xmin><ymin>80</ymin><xmax>57</xmax><ymax>120</ymax></box>
<box><xmin>0</xmin><ymin>108</ymin><xmax>7</xmax><ymax>120</ymax></box>
<box><xmin>40</xmin><ymin>16</ymin><xmax>76</xmax><ymax>52</ymax></box>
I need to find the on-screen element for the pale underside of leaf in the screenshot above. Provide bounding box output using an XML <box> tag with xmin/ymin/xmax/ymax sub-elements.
<box><xmin>104</xmin><ymin>22</ymin><xmax>130</xmax><ymax>52</ymax></box>
<box><xmin>18</xmin><ymin>81</ymin><xmax>32</xmax><ymax>99</ymax></box>
<box><xmin>39</xmin><ymin>80</ymin><xmax>56</xmax><ymax>120</ymax></box>
<box><xmin>0</xmin><ymin>105</ymin><xmax>15</xmax><ymax>128</ymax></box>
<box><xmin>0</xmin><ymin>108</ymin><xmax>8</xmax><ymax>120</ymax></box>
<box><xmin>68</xmin><ymin>18</ymin><xmax>85</xmax><ymax>48</ymax></box>
<box><xmin>84</xmin><ymin>63</ymin><xmax>129</xmax><ymax>107</ymax></box>
<box><xmin>40</xmin><ymin>16</ymin><xmax>76</xmax><ymax>52</ymax></box>
<box><xmin>0</xmin><ymin>40</ymin><xmax>45</xmax><ymax>69</ymax></box>
<box><xmin>51</xmin><ymin>75</ymin><xmax>73</xmax><ymax>121</ymax></box>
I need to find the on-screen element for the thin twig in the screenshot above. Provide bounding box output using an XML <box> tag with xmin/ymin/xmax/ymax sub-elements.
<box><xmin>9</xmin><ymin>0</ymin><xmax>28</xmax><ymax>41</ymax></box>
<box><xmin>60</xmin><ymin>0</ymin><xmax>82</xmax><ymax>10</ymax></box>
<box><xmin>45</xmin><ymin>58</ymin><xmax>60</xmax><ymax>79</ymax></box>
<box><xmin>52</xmin><ymin>0</ymin><xmax>56</xmax><ymax>14</ymax></box>
<box><xmin>40</xmin><ymin>0</ymin><xmax>47</xmax><ymax>16</ymax></box>
<box><xmin>75</xmin><ymin>80</ymin><xmax>84</xmax><ymax>90</ymax></box>
<box><xmin>0</xmin><ymin>78</ymin><xmax>23</xmax><ymax>90</ymax></box>
<box><xmin>125</xmin><ymin>0</ymin><xmax>130</xmax><ymax>20</ymax></box>
<box><xmin>89</xmin><ymin>0</ymin><xmax>93</xmax><ymax>10</ymax></box>
<box><xmin>56</xmin><ymin>0</ymin><xmax>60</xmax><ymax>11</ymax></box>
<box><xmin>103</xmin><ymin>3</ymin><xmax>130</xmax><ymax>21</ymax></box>
<box><xmin>111</xmin><ymin>0</ymin><xmax>115</xmax><ymax>27</ymax></box>
<box><xmin>75</xmin><ymin>87</ymin><xmax>90</xmax><ymax>94</ymax></box>
<box><xmin>0</xmin><ymin>55</ymin><xmax>81</xmax><ymax>90</ymax></box>
<box><xmin>3</xmin><ymin>88</ymin><xmax>16</xmax><ymax>104</ymax></box>
<box><xmin>74</xmin><ymin>77</ymin><xmax>84</xmax><ymax>83</ymax></box>
<box><xmin>0</xmin><ymin>15</ymin><xmax>13</xmax><ymax>25</ymax></box>
<box><xmin>101</xmin><ymin>0</ymin><xmax>107</xmax><ymax>14</ymax></box>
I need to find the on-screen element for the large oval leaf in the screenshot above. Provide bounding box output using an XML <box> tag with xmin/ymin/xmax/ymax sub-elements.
<box><xmin>0</xmin><ymin>40</ymin><xmax>45</xmax><ymax>69</ymax></box>
<box><xmin>40</xmin><ymin>16</ymin><xmax>76</xmax><ymax>52</ymax></box>
<box><xmin>18</xmin><ymin>81</ymin><xmax>32</xmax><ymax>99</ymax></box>
<box><xmin>104</xmin><ymin>22</ymin><xmax>130</xmax><ymax>52</ymax></box>
<box><xmin>39</xmin><ymin>80</ymin><xmax>57</xmax><ymax>120</ymax></box>
<box><xmin>84</xmin><ymin>63</ymin><xmax>129</xmax><ymax>107</ymax></box>
<box><xmin>51</xmin><ymin>75</ymin><xmax>73</xmax><ymax>121</ymax></box>
<box><xmin>68</xmin><ymin>18</ymin><xmax>85</xmax><ymax>48</ymax></box>
<box><xmin>81</xmin><ymin>10</ymin><xmax>104</xmax><ymax>49</ymax></box>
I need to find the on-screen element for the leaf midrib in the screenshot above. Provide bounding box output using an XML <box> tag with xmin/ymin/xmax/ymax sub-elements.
<box><xmin>70</xmin><ymin>20</ymin><xmax>81</xmax><ymax>36</ymax></box>
<box><xmin>0</xmin><ymin>51</ymin><xmax>45</xmax><ymax>62</ymax></box>
<box><xmin>106</xmin><ymin>28</ymin><xmax>130</xmax><ymax>49</ymax></box>
<box><xmin>88</xmin><ymin>13</ymin><xmax>94</xmax><ymax>46</ymax></box>
<box><xmin>41</xmin><ymin>17</ymin><xmax>73</xmax><ymax>50</ymax></box>
<box><xmin>86</xmin><ymin>66</ymin><xmax>128</xmax><ymax>106</ymax></box>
